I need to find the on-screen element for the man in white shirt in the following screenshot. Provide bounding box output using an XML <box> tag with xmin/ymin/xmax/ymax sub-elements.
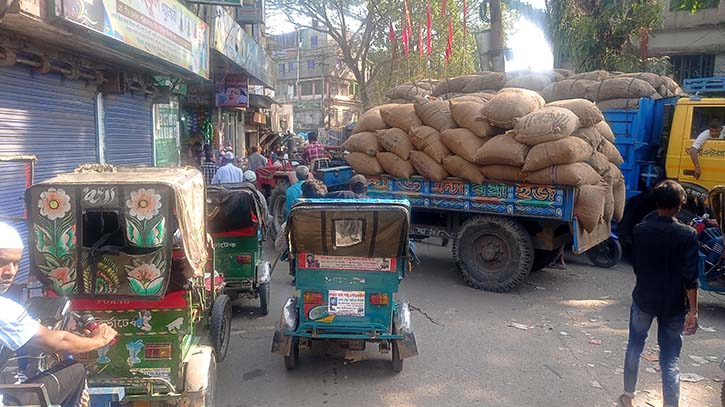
<box><xmin>688</xmin><ymin>119</ymin><xmax>723</xmax><ymax>179</ymax></box>
<box><xmin>0</xmin><ymin>222</ymin><xmax>117</xmax><ymax>407</ymax></box>
<box><xmin>212</xmin><ymin>151</ymin><xmax>244</xmax><ymax>184</ymax></box>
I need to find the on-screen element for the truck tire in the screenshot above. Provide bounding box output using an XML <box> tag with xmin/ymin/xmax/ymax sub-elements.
<box><xmin>587</xmin><ymin>237</ymin><xmax>622</xmax><ymax>268</ymax></box>
<box><xmin>268</xmin><ymin>185</ymin><xmax>288</xmax><ymax>240</ymax></box>
<box><xmin>452</xmin><ymin>216</ymin><xmax>534</xmax><ymax>292</ymax></box>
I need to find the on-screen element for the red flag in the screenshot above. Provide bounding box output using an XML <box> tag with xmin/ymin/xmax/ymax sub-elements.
<box><xmin>445</xmin><ymin>20</ymin><xmax>453</xmax><ymax>64</ymax></box>
<box><xmin>441</xmin><ymin>0</ymin><xmax>447</xmax><ymax>16</ymax></box>
<box><xmin>402</xmin><ymin>21</ymin><xmax>409</xmax><ymax>55</ymax></box>
<box><xmin>463</xmin><ymin>0</ymin><xmax>468</xmax><ymax>39</ymax></box>
<box><xmin>404</xmin><ymin>0</ymin><xmax>412</xmax><ymax>55</ymax></box>
<box><xmin>388</xmin><ymin>22</ymin><xmax>396</xmax><ymax>44</ymax></box>
<box><xmin>418</xmin><ymin>25</ymin><xmax>423</xmax><ymax>56</ymax></box>
<box><xmin>426</xmin><ymin>1</ymin><xmax>432</xmax><ymax>55</ymax></box>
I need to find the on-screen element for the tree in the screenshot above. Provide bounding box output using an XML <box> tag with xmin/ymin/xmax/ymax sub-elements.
<box><xmin>269</xmin><ymin>0</ymin><xmax>388</xmax><ymax>108</ymax></box>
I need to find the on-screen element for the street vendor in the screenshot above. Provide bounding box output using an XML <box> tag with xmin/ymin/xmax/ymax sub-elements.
<box><xmin>0</xmin><ymin>222</ymin><xmax>117</xmax><ymax>407</ymax></box>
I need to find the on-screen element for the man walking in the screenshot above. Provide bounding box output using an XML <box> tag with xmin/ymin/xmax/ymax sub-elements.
<box><xmin>200</xmin><ymin>151</ymin><xmax>218</xmax><ymax>184</ymax></box>
<box><xmin>620</xmin><ymin>180</ymin><xmax>699</xmax><ymax>407</ymax></box>
<box><xmin>212</xmin><ymin>151</ymin><xmax>244</xmax><ymax>184</ymax></box>
<box><xmin>247</xmin><ymin>146</ymin><xmax>268</xmax><ymax>171</ymax></box>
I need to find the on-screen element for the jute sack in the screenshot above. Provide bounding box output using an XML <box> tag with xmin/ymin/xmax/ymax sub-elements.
<box><xmin>389</xmin><ymin>98</ymin><xmax>412</xmax><ymax>104</ymax></box>
<box><xmin>346</xmin><ymin>152</ymin><xmax>384</xmax><ymax>175</ymax></box>
<box><xmin>409</xmin><ymin>126</ymin><xmax>450</xmax><ymax>163</ymax></box>
<box><xmin>572</xmin><ymin>127</ymin><xmax>603</xmax><ymax>150</ymax></box>
<box><xmin>575</xmin><ymin>184</ymin><xmax>607</xmax><ymax>233</ymax></box>
<box><xmin>410</xmin><ymin>151</ymin><xmax>449</xmax><ymax>181</ymax></box>
<box><xmin>522</xmin><ymin>137</ymin><xmax>593</xmax><ymax>172</ymax></box>
<box><xmin>481</xmin><ymin>88</ymin><xmax>545</xmax><ymax>129</ymax></box>
<box><xmin>376</xmin><ymin>128</ymin><xmax>415</xmax><ymax>160</ymax></box>
<box><xmin>587</xmin><ymin>77</ymin><xmax>660</xmax><ymax>101</ymax></box>
<box><xmin>450</xmin><ymin>100</ymin><xmax>496</xmax><ymax>138</ymax></box>
<box><xmin>540</xmin><ymin>79</ymin><xmax>597</xmax><ymax>102</ymax></box>
<box><xmin>377</xmin><ymin>152</ymin><xmax>415</xmax><ymax>179</ymax></box>
<box><xmin>547</xmin><ymin>99</ymin><xmax>604</xmax><ymax>127</ymax></box>
<box><xmin>525</xmin><ymin>162</ymin><xmax>601</xmax><ymax>186</ymax></box>
<box><xmin>569</xmin><ymin>70</ymin><xmax>610</xmax><ymax>81</ymax></box>
<box><xmin>462</xmin><ymin>72</ymin><xmax>508</xmax><ymax>93</ymax></box>
<box><xmin>386</xmin><ymin>84</ymin><xmax>431</xmax><ymax>100</ymax></box>
<box><xmin>504</xmin><ymin>74</ymin><xmax>552</xmax><ymax>91</ymax></box>
<box><xmin>661</xmin><ymin>75</ymin><xmax>679</xmax><ymax>94</ymax></box>
<box><xmin>414</xmin><ymin>97</ymin><xmax>458</xmax><ymax>131</ymax></box>
<box><xmin>598</xmin><ymin>139</ymin><xmax>624</xmax><ymax>165</ymax></box>
<box><xmin>512</xmin><ymin>106</ymin><xmax>580</xmax><ymax>145</ymax></box>
<box><xmin>450</xmin><ymin>93</ymin><xmax>494</xmax><ymax>104</ymax></box>
<box><xmin>432</xmin><ymin>75</ymin><xmax>481</xmax><ymax>96</ymax></box>
<box><xmin>342</xmin><ymin>132</ymin><xmax>380</xmax><ymax>156</ymax></box>
<box><xmin>586</xmin><ymin>151</ymin><xmax>611</xmax><ymax>176</ymax></box>
<box><xmin>594</xmin><ymin>121</ymin><xmax>615</xmax><ymax>143</ymax></box>
<box><xmin>441</xmin><ymin>128</ymin><xmax>487</xmax><ymax>163</ymax></box>
<box><xmin>443</xmin><ymin>155</ymin><xmax>485</xmax><ymax>184</ymax></box>
<box><xmin>617</xmin><ymin>72</ymin><xmax>664</xmax><ymax>90</ymax></box>
<box><xmin>353</xmin><ymin>105</ymin><xmax>393</xmax><ymax>133</ymax></box>
<box><xmin>479</xmin><ymin>165</ymin><xmax>526</xmax><ymax>182</ymax></box>
<box><xmin>610</xmin><ymin>163</ymin><xmax>626</xmax><ymax>222</ymax></box>
<box><xmin>596</xmin><ymin>98</ymin><xmax>640</xmax><ymax>111</ymax></box>
<box><xmin>380</xmin><ymin>104</ymin><xmax>423</xmax><ymax>132</ymax></box>
<box><xmin>602</xmin><ymin>177</ymin><xmax>615</xmax><ymax>224</ymax></box>
<box><xmin>553</xmin><ymin>68</ymin><xmax>575</xmax><ymax>78</ymax></box>
<box><xmin>474</xmin><ymin>134</ymin><xmax>528</xmax><ymax>166</ymax></box>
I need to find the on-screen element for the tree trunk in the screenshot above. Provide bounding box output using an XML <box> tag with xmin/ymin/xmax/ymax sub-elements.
<box><xmin>489</xmin><ymin>0</ymin><xmax>505</xmax><ymax>72</ymax></box>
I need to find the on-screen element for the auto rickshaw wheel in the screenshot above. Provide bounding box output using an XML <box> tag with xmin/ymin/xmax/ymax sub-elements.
<box><xmin>259</xmin><ymin>282</ymin><xmax>270</xmax><ymax>315</ymax></box>
<box><xmin>391</xmin><ymin>340</ymin><xmax>403</xmax><ymax>372</ymax></box>
<box><xmin>586</xmin><ymin>237</ymin><xmax>622</xmax><ymax>268</ymax></box>
<box><xmin>452</xmin><ymin>216</ymin><xmax>534</xmax><ymax>292</ymax></box>
<box><xmin>210</xmin><ymin>294</ymin><xmax>232</xmax><ymax>362</ymax></box>
<box><xmin>269</xmin><ymin>185</ymin><xmax>288</xmax><ymax>240</ymax></box>
<box><xmin>284</xmin><ymin>336</ymin><xmax>299</xmax><ymax>370</ymax></box>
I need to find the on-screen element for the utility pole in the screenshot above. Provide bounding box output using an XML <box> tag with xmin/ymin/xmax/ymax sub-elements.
<box><xmin>489</xmin><ymin>0</ymin><xmax>505</xmax><ymax>72</ymax></box>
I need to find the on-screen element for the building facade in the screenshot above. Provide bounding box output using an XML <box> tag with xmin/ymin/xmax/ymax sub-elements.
<box><xmin>270</xmin><ymin>27</ymin><xmax>361</xmax><ymax>141</ymax></box>
<box><xmin>649</xmin><ymin>0</ymin><xmax>725</xmax><ymax>83</ymax></box>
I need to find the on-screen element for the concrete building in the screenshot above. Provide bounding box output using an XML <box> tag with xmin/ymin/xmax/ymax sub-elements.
<box><xmin>649</xmin><ymin>0</ymin><xmax>725</xmax><ymax>83</ymax></box>
<box><xmin>270</xmin><ymin>27</ymin><xmax>361</xmax><ymax>139</ymax></box>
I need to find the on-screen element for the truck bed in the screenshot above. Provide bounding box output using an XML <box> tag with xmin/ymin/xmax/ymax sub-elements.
<box><xmin>367</xmin><ymin>175</ymin><xmax>575</xmax><ymax>222</ymax></box>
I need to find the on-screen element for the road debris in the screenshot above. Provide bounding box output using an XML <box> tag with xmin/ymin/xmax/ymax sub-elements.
<box><xmin>645</xmin><ymin>367</ymin><xmax>657</xmax><ymax>374</ymax></box>
<box><xmin>507</xmin><ymin>322</ymin><xmax>530</xmax><ymax>330</ymax></box>
<box><xmin>613</xmin><ymin>368</ymin><xmax>624</xmax><ymax>374</ymax></box>
<box><xmin>559</xmin><ymin>331</ymin><xmax>569</xmax><ymax>336</ymax></box>
<box><xmin>688</xmin><ymin>355</ymin><xmax>708</xmax><ymax>365</ymax></box>
<box><xmin>588</xmin><ymin>339</ymin><xmax>602</xmax><ymax>345</ymax></box>
<box><xmin>698</xmin><ymin>325</ymin><xmax>716</xmax><ymax>333</ymax></box>
<box><xmin>589</xmin><ymin>380</ymin><xmax>602</xmax><ymax>389</ymax></box>
<box><xmin>679</xmin><ymin>373</ymin><xmax>706</xmax><ymax>383</ymax></box>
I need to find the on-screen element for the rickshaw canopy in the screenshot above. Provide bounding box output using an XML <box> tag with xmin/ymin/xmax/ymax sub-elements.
<box><xmin>288</xmin><ymin>199</ymin><xmax>411</xmax><ymax>259</ymax></box>
<box><xmin>27</xmin><ymin>166</ymin><xmax>207</xmax><ymax>297</ymax></box>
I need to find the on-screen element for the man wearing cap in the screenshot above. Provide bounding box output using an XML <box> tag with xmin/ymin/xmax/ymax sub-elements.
<box><xmin>0</xmin><ymin>222</ymin><xmax>117</xmax><ymax>407</ymax></box>
<box><xmin>325</xmin><ymin>175</ymin><xmax>369</xmax><ymax>199</ymax></box>
<box><xmin>212</xmin><ymin>151</ymin><xmax>244</xmax><ymax>184</ymax></box>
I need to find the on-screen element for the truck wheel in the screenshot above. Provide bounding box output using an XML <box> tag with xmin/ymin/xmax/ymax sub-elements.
<box><xmin>391</xmin><ymin>340</ymin><xmax>403</xmax><ymax>372</ymax></box>
<box><xmin>269</xmin><ymin>185</ymin><xmax>288</xmax><ymax>240</ymax></box>
<box><xmin>259</xmin><ymin>282</ymin><xmax>270</xmax><ymax>316</ymax></box>
<box><xmin>210</xmin><ymin>295</ymin><xmax>232</xmax><ymax>362</ymax></box>
<box><xmin>284</xmin><ymin>336</ymin><xmax>299</xmax><ymax>370</ymax></box>
<box><xmin>452</xmin><ymin>216</ymin><xmax>533</xmax><ymax>292</ymax></box>
<box><xmin>531</xmin><ymin>249</ymin><xmax>560</xmax><ymax>272</ymax></box>
<box><xmin>586</xmin><ymin>238</ymin><xmax>622</xmax><ymax>268</ymax></box>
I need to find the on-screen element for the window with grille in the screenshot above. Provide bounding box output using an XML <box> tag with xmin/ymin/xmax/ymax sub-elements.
<box><xmin>670</xmin><ymin>0</ymin><xmax>719</xmax><ymax>10</ymax></box>
<box><xmin>671</xmin><ymin>54</ymin><xmax>715</xmax><ymax>84</ymax></box>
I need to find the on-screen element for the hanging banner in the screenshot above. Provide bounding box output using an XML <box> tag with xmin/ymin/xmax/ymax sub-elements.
<box><xmin>215</xmin><ymin>75</ymin><xmax>249</xmax><ymax>108</ymax></box>
<box><xmin>57</xmin><ymin>0</ymin><xmax>209</xmax><ymax>78</ymax></box>
<box><xmin>154</xmin><ymin>98</ymin><xmax>181</xmax><ymax>166</ymax></box>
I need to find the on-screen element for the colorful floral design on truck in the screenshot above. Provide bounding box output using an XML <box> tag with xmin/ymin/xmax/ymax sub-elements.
<box><xmin>125</xmin><ymin>188</ymin><xmax>166</xmax><ymax>247</ymax></box>
<box><xmin>125</xmin><ymin>250</ymin><xmax>167</xmax><ymax>296</ymax></box>
<box><xmin>34</xmin><ymin>188</ymin><xmax>77</xmax><ymax>294</ymax></box>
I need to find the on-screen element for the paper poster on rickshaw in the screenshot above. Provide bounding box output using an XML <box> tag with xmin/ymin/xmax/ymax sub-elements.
<box><xmin>328</xmin><ymin>290</ymin><xmax>365</xmax><ymax>317</ymax></box>
<box><xmin>298</xmin><ymin>253</ymin><xmax>396</xmax><ymax>272</ymax></box>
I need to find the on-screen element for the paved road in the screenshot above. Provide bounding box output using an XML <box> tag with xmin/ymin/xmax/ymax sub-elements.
<box><xmin>216</xmin><ymin>240</ymin><xmax>725</xmax><ymax>407</ymax></box>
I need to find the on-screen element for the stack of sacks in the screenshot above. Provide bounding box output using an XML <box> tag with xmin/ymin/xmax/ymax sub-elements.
<box><xmin>344</xmin><ymin>91</ymin><xmax>627</xmax><ymax>233</ymax></box>
<box><xmin>386</xmin><ymin>80</ymin><xmax>437</xmax><ymax>103</ymax></box>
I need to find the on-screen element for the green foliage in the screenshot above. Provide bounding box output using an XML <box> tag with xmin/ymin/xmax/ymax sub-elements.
<box><xmin>670</xmin><ymin>0</ymin><xmax>720</xmax><ymax>12</ymax></box>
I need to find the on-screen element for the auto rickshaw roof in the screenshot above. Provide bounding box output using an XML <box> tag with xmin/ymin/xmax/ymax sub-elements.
<box><xmin>288</xmin><ymin>199</ymin><xmax>411</xmax><ymax>258</ymax></box>
<box><xmin>31</xmin><ymin>165</ymin><xmax>207</xmax><ymax>275</ymax></box>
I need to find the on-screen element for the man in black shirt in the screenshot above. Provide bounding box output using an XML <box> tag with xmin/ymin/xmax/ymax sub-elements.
<box><xmin>621</xmin><ymin>180</ymin><xmax>699</xmax><ymax>407</ymax></box>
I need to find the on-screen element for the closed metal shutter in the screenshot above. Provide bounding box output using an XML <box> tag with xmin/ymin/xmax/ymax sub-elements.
<box><xmin>103</xmin><ymin>93</ymin><xmax>153</xmax><ymax>166</ymax></box>
<box><xmin>0</xmin><ymin>64</ymin><xmax>98</xmax><ymax>282</ymax></box>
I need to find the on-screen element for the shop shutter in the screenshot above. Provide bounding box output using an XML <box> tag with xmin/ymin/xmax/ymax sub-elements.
<box><xmin>0</xmin><ymin>64</ymin><xmax>98</xmax><ymax>282</ymax></box>
<box><xmin>103</xmin><ymin>93</ymin><xmax>154</xmax><ymax>166</ymax></box>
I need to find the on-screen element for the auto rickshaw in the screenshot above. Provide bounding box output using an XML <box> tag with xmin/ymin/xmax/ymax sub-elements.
<box><xmin>26</xmin><ymin>165</ymin><xmax>231</xmax><ymax>406</ymax></box>
<box><xmin>207</xmin><ymin>183</ymin><xmax>271</xmax><ymax>314</ymax></box>
<box><xmin>271</xmin><ymin>199</ymin><xmax>418</xmax><ymax>372</ymax></box>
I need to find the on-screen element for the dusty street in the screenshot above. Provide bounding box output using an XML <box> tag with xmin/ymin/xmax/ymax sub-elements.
<box><xmin>216</xmin><ymin>240</ymin><xmax>725</xmax><ymax>407</ymax></box>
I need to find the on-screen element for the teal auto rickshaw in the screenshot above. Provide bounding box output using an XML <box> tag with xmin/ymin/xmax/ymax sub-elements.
<box><xmin>271</xmin><ymin>199</ymin><xmax>418</xmax><ymax>372</ymax></box>
<box><xmin>207</xmin><ymin>183</ymin><xmax>271</xmax><ymax>314</ymax></box>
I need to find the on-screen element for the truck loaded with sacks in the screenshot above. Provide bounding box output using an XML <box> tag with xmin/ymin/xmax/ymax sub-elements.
<box><xmin>343</xmin><ymin>69</ymin><xmax>684</xmax><ymax>293</ymax></box>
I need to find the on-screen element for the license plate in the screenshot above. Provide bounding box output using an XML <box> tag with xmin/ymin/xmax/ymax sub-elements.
<box><xmin>328</xmin><ymin>290</ymin><xmax>365</xmax><ymax>317</ymax></box>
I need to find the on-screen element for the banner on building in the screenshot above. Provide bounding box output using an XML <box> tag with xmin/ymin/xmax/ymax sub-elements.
<box><xmin>57</xmin><ymin>0</ymin><xmax>209</xmax><ymax>78</ymax></box>
<box><xmin>215</xmin><ymin>75</ymin><xmax>248</xmax><ymax>108</ymax></box>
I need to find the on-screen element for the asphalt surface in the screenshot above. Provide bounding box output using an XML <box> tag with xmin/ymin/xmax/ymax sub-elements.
<box><xmin>216</xmin><ymin>239</ymin><xmax>725</xmax><ymax>407</ymax></box>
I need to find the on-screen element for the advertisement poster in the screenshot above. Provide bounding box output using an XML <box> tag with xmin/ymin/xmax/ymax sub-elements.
<box><xmin>215</xmin><ymin>75</ymin><xmax>248</xmax><ymax>108</ymax></box>
<box><xmin>59</xmin><ymin>0</ymin><xmax>209</xmax><ymax>78</ymax></box>
<box><xmin>153</xmin><ymin>99</ymin><xmax>180</xmax><ymax>166</ymax></box>
<box><xmin>298</xmin><ymin>253</ymin><xmax>396</xmax><ymax>272</ymax></box>
<box><xmin>328</xmin><ymin>290</ymin><xmax>365</xmax><ymax>317</ymax></box>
